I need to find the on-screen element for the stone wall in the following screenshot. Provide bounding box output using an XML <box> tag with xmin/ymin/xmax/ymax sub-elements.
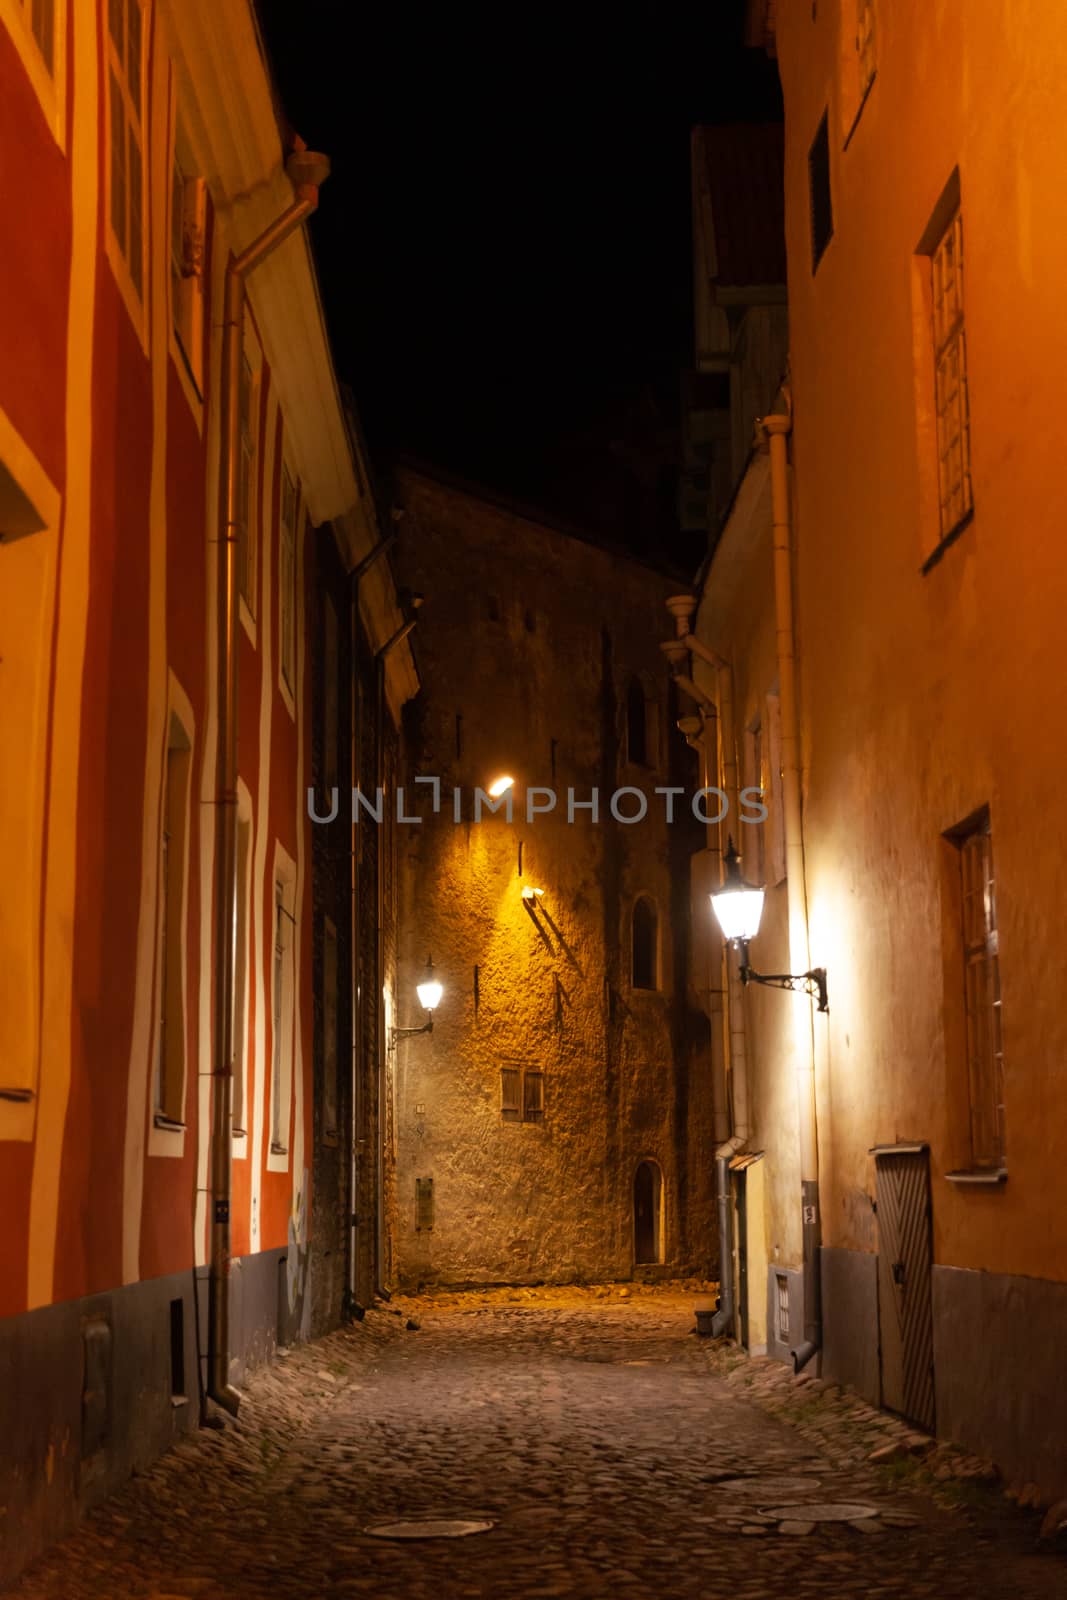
<box><xmin>389</xmin><ymin>469</ymin><xmax>715</xmax><ymax>1288</ymax></box>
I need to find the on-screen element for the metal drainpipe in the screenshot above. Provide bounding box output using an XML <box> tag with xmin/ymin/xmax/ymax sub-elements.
<box><xmin>208</xmin><ymin>148</ymin><xmax>329</xmax><ymax>1415</ymax></box>
<box><xmin>759</xmin><ymin>401</ymin><xmax>822</xmax><ymax>1373</ymax></box>
<box><xmin>664</xmin><ymin>602</ymin><xmax>750</xmax><ymax>1339</ymax></box>
<box><xmin>345</xmin><ymin>536</ymin><xmax>395</xmax><ymax>1319</ymax></box>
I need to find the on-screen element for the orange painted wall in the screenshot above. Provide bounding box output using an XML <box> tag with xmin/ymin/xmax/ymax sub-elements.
<box><xmin>776</xmin><ymin>1</ymin><xmax>1067</xmax><ymax>1281</ymax></box>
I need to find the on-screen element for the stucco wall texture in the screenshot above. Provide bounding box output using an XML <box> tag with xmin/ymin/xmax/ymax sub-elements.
<box><xmin>390</xmin><ymin>469</ymin><xmax>715</xmax><ymax>1288</ymax></box>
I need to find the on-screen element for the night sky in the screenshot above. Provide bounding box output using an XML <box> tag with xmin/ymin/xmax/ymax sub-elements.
<box><xmin>256</xmin><ymin>2</ymin><xmax>782</xmax><ymax>569</ymax></box>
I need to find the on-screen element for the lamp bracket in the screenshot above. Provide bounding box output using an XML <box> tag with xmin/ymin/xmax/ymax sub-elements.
<box><xmin>739</xmin><ymin>955</ymin><xmax>829</xmax><ymax>1014</ymax></box>
<box><xmin>389</xmin><ymin>1016</ymin><xmax>434</xmax><ymax>1045</ymax></box>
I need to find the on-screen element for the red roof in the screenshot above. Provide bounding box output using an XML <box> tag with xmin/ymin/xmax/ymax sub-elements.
<box><xmin>697</xmin><ymin>122</ymin><xmax>786</xmax><ymax>289</ymax></box>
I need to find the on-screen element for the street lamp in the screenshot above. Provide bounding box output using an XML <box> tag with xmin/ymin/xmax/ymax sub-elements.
<box><xmin>487</xmin><ymin>774</ymin><xmax>514</xmax><ymax>798</ymax></box>
<box><xmin>710</xmin><ymin>840</ymin><xmax>828</xmax><ymax>1013</ymax></box>
<box><xmin>391</xmin><ymin>956</ymin><xmax>444</xmax><ymax>1042</ymax></box>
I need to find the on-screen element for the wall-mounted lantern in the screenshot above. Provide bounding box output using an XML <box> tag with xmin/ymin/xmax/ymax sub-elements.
<box><xmin>710</xmin><ymin>840</ymin><xmax>828</xmax><ymax>1013</ymax></box>
<box><xmin>391</xmin><ymin>956</ymin><xmax>444</xmax><ymax>1043</ymax></box>
<box><xmin>487</xmin><ymin>774</ymin><xmax>514</xmax><ymax>798</ymax></box>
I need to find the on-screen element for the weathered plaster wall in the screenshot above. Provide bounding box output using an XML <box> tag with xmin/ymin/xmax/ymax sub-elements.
<box><xmin>391</xmin><ymin>470</ymin><xmax>715</xmax><ymax>1288</ymax></box>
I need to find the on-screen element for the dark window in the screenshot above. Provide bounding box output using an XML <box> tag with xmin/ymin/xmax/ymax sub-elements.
<box><xmin>946</xmin><ymin>808</ymin><xmax>1005</xmax><ymax>1170</ymax></box>
<box><xmin>632</xmin><ymin>898</ymin><xmax>658</xmax><ymax>991</ymax></box>
<box><xmin>808</xmin><ymin>111</ymin><xmax>833</xmax><ymax>270</ymax></box>
<box><xmin>501</xmin><ymin>1066</ymin><xmax>521</xmax><ymax>1122</ymax></box>
<box><xmin>415</xmin><ymin>1176</ymin><xmax>434</xmax><ymax>1231</ymax></box>
<box><xmin>523</xmin><ymin>1070</ymin><xmax>544</xmax><ymax>1123</ymax></box>
<box><xmin>626</xmin><ymin>677</ymin><xmax>648</xmax><ymax>766</ymax></box>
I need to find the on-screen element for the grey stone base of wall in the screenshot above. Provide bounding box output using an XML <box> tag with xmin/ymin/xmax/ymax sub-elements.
<box><xmin>820</xmin><ymin>1246</ymin><xmax>880</xmax><ymax>1404</ymax></box>
<box><xmin>932</xmin><ymin>1263</ymin><xmax>1067</xmax><ymax>1502</ymax></box>
<box><xmin>0</xmin><ymin>1246</ymin><xmax>292</xmax><ymax>1589</ymax></box>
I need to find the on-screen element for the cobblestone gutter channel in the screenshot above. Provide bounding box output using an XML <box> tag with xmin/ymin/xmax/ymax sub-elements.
<box><xmin>6</xmin><ymin>1286</ymin><xmax>1065</xmax><ymax>1599</ymax></box>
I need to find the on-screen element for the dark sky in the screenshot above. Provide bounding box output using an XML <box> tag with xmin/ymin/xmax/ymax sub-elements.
<box><xmin>256</xmin><ymin>3</ymin><xmax>782</xmax><ymax>568</ymax></box>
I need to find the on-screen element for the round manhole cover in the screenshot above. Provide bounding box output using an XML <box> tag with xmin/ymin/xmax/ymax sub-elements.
<box><xmin>761</xmin><ymin>1502</ymin><xmax>879</xmax><ymax>1523</ymax></box>
<box><xmin>365</xmin><ymin>1518</ymin><xmax>495</xmax><ymax>1540</ymax></box>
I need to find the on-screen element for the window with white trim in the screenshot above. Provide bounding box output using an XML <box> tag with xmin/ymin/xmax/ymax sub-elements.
<box><xmin>156</xmin><ymin>710</ymin><xmax>192</xmax><ymax>1128</ymax></box>
<box><xmin>231</xmin><ymin>805</ymin><xmax>251</xmax><ymax>1138</ymax></box>
<box><xmin>280</xmin><ymin>466</ymin><xmax>297</xmax><ymax>698</ymax></box>
<box><xmin>171</xmin><ymin>129</ymin><xmax>206</xmax><ymax>391</ymax></box>
<box><xmin>270</xmin><ymin>867</ymin><xmax>296</xmax><ymax>1155</ymax></box>
<box><xmin>237</xmin><ymin>329</ymin><xmax>260</xmax><ymax>618</ymax></box>
<box><xmin>0</xmin><ymin>0</ymin><xmax>66</xmax><ymax>145</ymax></box>
<box><xmin>106</xmin><ymin>0</ymin><xmax>146</xmax><ymax>304</ymax></box>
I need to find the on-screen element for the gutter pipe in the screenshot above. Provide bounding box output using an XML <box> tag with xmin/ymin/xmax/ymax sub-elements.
<box><xmin>208</xmin><ymin>147</ymin><xmax>329</xmax><ymax>1415</ymax></box>
<box><xmin>758</xmin><ymin>401</ymin><xmax>822</xmax><ymax>1373</ymax></box>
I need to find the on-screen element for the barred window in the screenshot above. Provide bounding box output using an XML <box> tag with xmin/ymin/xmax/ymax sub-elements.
<box><xmin>930</xmin><ymin>208</ymin><xmax>973</xmax><ymax>540</ymax></box>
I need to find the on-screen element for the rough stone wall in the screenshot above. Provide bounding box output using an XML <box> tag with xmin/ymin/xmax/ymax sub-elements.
<box><xmin>390</xmin><ymin>469</ymin><xmax>716</xmax><ymax>1288</ymax></box>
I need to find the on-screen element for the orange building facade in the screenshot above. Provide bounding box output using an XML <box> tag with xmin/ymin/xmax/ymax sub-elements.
<box><xmin>687</xmin><ymin>0</ymin><xmax>1067</xmax><ymax>1500</ymax></box>
<box><xmin>0</xmin><ymin>1</ymin><xmax>416</xmax><ymax>1581</ymax></box>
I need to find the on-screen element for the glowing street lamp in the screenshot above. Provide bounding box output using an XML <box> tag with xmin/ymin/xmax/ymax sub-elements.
<box><xmin>711</xmin><ymin>839</ymin><xmax>828</xmax><ymax>1013</ymax></box>
<box><xmin>391</xmin><ymin>956</ymin><xmax>444</xmax><ymax>1042</ymax></box>
<box><xmin>487</xmin><ymin>774</ymin><xmax>514</xmax><ymax>798</ymax></box>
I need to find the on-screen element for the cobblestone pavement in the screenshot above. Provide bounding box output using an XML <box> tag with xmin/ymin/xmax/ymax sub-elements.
<box><xmin>9</xmin><ymin>1286</ymin><xmax>1066</xmax><ymax>1599</ymax></box>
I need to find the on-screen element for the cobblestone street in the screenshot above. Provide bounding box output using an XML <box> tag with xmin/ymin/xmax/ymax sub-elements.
<box><xmin>9</xmin><ymin>1288</ymin><xmax>1065</xmax><ymax>1600</ymax></box>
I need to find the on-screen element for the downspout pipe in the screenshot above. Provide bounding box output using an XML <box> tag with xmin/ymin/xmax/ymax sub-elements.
<box><xmin>663</xmin><ymin>601</ymin><xmax>749</xmax><ymax>1340</ymax></box>
<box><xmin>209</xmin><ymin>147</ymin><xmax>330</xmax><ymax>1416</ymax></box>
<box><xmin>758</xmin><ymin>403</ymin><xmax>822</xmax><ymax>1373</ymax></box>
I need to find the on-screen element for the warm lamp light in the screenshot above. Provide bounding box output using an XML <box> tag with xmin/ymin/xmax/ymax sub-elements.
<box><xmin>710</xmin><ymin>840</ymin><xmax>764</xmax><ymax>944</ymax></box>
<box><xmin>487</xmin><ymin>774</ymin><xmax>514</xmax><ymax>798</ymax></box>
<box><xmin>416</xmin><ymin>957</ymin><xmax>443</xmax><ymax>1013</ymax></box>
<box><xmin>521</xmin><ymin>885</ymin><xmax>545</xmax><ymax>902</ymax></box>
<box><xmin>391</xmin><ymin>956</ymin><xmax>444</xmax><ymax>1043</ymax></box>
<box><xmin>711</xmin><ymin>838</ymin><xmax>828</xmax><ymax>1013</ymax></box>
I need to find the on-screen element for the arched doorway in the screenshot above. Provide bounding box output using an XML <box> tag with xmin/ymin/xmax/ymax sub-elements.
<box><xmin>633</xmin><ymin>1160</ymin><xmax>663</xmax><ymax>1265</ymax></box>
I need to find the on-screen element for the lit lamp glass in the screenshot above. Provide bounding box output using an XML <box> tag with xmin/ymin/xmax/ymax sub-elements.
<box><xmin>487</xmin><ymin>774</ymin><xmax>514</xmax><ymax>798</ymax></box>
<box><xmin>710</xmin><ymin>841</ymin><xmax>764</xmax><ymax>945</ymax></box>
<box><xmin>416</xmin><ymin>957</ymin><xmax>443</xmax><ymax>1013</ymax></box>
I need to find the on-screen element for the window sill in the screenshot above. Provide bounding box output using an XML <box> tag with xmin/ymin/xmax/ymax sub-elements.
<box><xmin>921</xmin><ymin>507</ymin><xmax>975</xmax><ymax>575</ymax></box>
<box><xmin>0</xmin><ymin>1087</ymin><xmax>34</xmax><ymax>1103</ymax></box>
<box><xmin>171</xmin><ymin>1394</ymin><xmax>190</xmax><ymax>1409</ymax></box>
<box><xmin>945</xmin><ymin>1167</ymin><xmax>1007</xmax><ymax>1186</ymax></box>
<box><xmin>154</xmin><ymin>1113</ymin><xmax>186</xmax><ymax>1131</ymax></box>
<box><xmin>232</xmin><ymin>1127</ymin><xmax>247</xmax><ymax>1140</ymax></box>
<box><xmin>270</xmin><ymin>1141</ymin><xmax>289</xmax><ymax>1156</ymax></box>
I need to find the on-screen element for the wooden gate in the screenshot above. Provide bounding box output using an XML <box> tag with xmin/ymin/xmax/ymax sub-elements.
<box><xmin>875</xmin><ymin>1147</ymin><xmax>935</xmax><ymax>1431</ymax></box>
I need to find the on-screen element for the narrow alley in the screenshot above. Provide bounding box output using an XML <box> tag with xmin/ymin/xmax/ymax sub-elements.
<box><xmin>10</xmin><ymin>1289</ymin><xmax>1063</xmax><ymax>1600</ymax></box>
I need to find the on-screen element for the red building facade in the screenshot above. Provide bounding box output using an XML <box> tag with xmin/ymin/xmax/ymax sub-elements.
<box><xmin>0</xmin><ymin>2</ymin><xmax>416</xmax><ymax>1581</ymax></box>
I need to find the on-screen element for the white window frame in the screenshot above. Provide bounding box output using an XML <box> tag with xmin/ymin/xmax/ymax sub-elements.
<box><xmin>231</xmin><ymin>781</ymin><xmax>253</xmax><ymax>1153</ymax></box>
<box><xmin>105</xmin><ymin>0</ymin><xmax>148</xmax><ymax>345</ymax></box>
<box><xmin>0</xmin><ymin>0</ymin><xmax>66</xmax><ymax>149</ymax></box>
<box><xmin>0</xmin><ymin>403</ymin><xmax>61</xmax><ymax>1143</ymax></box>
<box><xmin>237</xmin><ymin>315</ymin><xmax>263</xmax><ymax>642</ymax></box>
<box><xmin>278</xmin><ymin>462</ymin><xmax>298</xmax><ymax>716</ymax></box>
<box><xmin>148</xmin><ymin>676</ymin><xmax>195</xmax><ymax>1158</ymax></box>
<box><xmin>168</xmin><ymin>103</ymin><xmax>207</xmax><ymax>421</ymax></box>
<box><xmin>268</xmin><ymin>845</ymin><xmax>297</xmax><ymax>1168</ymax></box>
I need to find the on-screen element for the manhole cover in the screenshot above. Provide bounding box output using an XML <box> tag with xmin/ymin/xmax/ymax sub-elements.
<box><xmin>364</xmin><ymin>1518</ymin><xmax>495</xmax><ymax>1540</ymax></box>
<box><xmin>761</xmin><ymin>1502</ymin><xmax>879</xmax><ymax>1523</ymax></box>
